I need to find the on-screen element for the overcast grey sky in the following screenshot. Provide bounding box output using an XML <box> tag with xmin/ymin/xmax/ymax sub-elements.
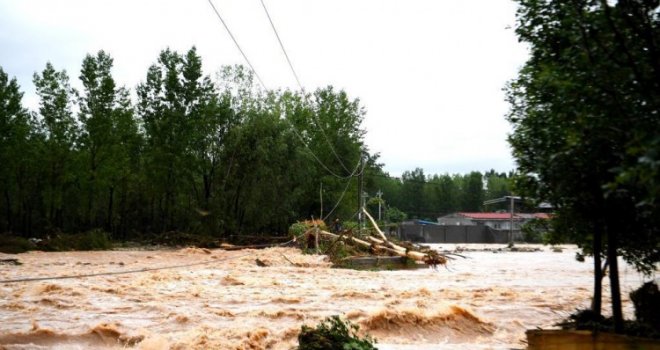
<box><xmin>0</xmin><ymin>0</ymin><xmax>528</xmax><ymax>176</ymax></box>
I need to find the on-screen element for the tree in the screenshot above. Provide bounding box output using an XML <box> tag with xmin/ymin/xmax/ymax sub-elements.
<box><xmin>460</xmin><ymin>171</ymin><xmax>484</xmax><ymax>212</ymax></box>
<box><xmin>508</xmin><ymin>0</ymin><xmax>660</xmax><ymax>332</ymax></box>
<box><xmin>79</xmin><ymin>51</ymin><xmax>141</xmax><ymax>233</ymax></box>
<box><xmin>138</xmin><ymin>48</ymin><xmax>192</xmax><ymax>232</ymax></box>
<box><xmin>400</xmin><ymin>168</ymin><xmax>426</xmax><ymax>219</ymax></box>
<box><xmin>484</xmin><ymin>170</ymin><xmax>511</xmax><ymax>200</ymax></box>
<box><xmin>0</xmin><ymin>68</ymin><xmax>34</xmax><ymax>234</ymax></box>
<box><xmin>33</xmin><ymin>63</ymin><xmax>79</xmax><ymax>230</ymax></box>
<box><xmin>427</xmin><ymin>174</ymin><xmax>459</xmax><ymax>216</ymax></box>
<box><xmin>281</xmin><ymin>86</ymin><xmax>366</xmax><ymax>221</ymax></box>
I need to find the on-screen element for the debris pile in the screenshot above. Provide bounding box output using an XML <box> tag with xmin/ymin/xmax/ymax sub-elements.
<box><xmin>302</xmin><ymin>209</ymin><xmax>452</xmax><ymax>268</ymax></box>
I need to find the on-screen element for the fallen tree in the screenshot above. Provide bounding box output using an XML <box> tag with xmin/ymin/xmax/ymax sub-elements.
<box><xmin>305</xmin><ymin>209</ymin><xmax>448</xmax><ymax>267</ymax></box>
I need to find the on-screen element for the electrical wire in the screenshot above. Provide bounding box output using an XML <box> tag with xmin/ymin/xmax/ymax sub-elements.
<box><xmin>258</xmin><ymin>0</ymin><xmax>301</xmax><ymax>89</ymax></box>
<box><xmin>206</xmin><ymin>0</ymin><xmax>356</xmax><ymax>180</ymax></box>
<box><xmin>258</xmin><ymin>0</ymin><xmax>352</xmax><ymax>174</ymax></box>
<box><xmin>0</xmin><ymin>239</ymin><xmax>295</xmax><ymax>284</ymax></box>
<box><xmin>206</xmin><ymin>0</ymin><xmax>267</xmax><ymax>90</ymax></box>
<box><xmin>322</xmin><ymin>159</ymin><xmax>363</xmax><ymax>221</ymax></box>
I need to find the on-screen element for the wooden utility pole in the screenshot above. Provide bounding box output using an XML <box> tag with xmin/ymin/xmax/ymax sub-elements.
<box><xmin>357</xmin><ymin>154</ymin><xmax>364</xmax><ymax>232</ymax></box>
<box><xmin>376</xmin><ymin>189</ymin><xmax>383</xmax><ymax>221</ymax></box>
<box><xmin>509</xmin><ymin>195</ymin><xmax>514</xmax><ymax>243</ymax></box>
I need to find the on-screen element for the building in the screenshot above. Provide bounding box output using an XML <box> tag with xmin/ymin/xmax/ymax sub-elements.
<box><xmin>437</xmin><ymin>212</ymin><xmax>522</xmax><ymax>231</ymax></box>
<box><xmin>397</xmin><ymin>212</ymin><xmax>550</xmax><ymax>243</ymax></box>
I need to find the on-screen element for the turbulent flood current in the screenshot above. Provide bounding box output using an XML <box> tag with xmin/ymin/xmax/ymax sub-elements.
<box><xmin>0</xmin><ymin>244</ymin><xmax>651</xmax><ymax>349</ymax></box>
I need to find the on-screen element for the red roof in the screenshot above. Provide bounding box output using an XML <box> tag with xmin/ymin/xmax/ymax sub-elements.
<box><xmin>457</xmin><ymin>212</ymin><xmax>551</xmax><ymax>220</ymax></box>
<box><xmin>458</xmin><ymin>212</ymin><xmax>516</xmax><ymax>220</ymax></box>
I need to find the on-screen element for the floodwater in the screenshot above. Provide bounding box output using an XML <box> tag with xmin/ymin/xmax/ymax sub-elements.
<box><xmin>0</xmin><ymin>244</ymin><xmax>653</xmax><ymax>349</ymax></box>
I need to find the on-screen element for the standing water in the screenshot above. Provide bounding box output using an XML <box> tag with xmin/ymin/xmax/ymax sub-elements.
<box><xmin>0</xmin><ymin>244</ymin><xmax>651</xmax><ymax>349</ymax></box>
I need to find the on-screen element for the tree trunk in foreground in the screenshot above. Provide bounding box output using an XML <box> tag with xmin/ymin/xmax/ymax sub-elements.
<box><xmin>607</xmin><ymin>226</ymin><xmax>624</xmax><ymax>333</ymax></box>
<box><xmin>592</xmin><ymin>222</ymin><xmax>603</xmax><ymax>318</ymax></box>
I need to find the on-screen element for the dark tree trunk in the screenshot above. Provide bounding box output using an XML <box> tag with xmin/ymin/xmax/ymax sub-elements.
<box><xmin>607</xmin><ymin>226</ymin><xmax>624</xmax><ymax>333</ymax></box>
<box><xmin>592</xmin><ymin>222</ymin><xmax>603</xmax><ymax>317</ymax></box>
<box><xmin>106</xmin><ymin>186</ymin><xmax>114</xmax><ymax>234</ymax></box>
<box><xmin>4</xmin><ymin>188</ymin><xmax>12</xmax><ymax>233</ymax></box>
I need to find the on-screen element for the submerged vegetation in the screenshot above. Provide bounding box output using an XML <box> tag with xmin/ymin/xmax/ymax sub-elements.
<box><xmin>297</xmin><ymin>316</ymin><xmax>377</xmax><ymax>350</ymax></box>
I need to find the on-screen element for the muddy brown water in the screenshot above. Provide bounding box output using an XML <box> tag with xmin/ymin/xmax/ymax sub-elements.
<box><xmin>0</xmin><ymin>244</ymin><xmax>653</xmax><ymax>349</ymax></box>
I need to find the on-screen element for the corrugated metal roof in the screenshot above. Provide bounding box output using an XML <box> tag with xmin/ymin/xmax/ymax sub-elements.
<box><xmin>456</xmin><ymin>212</ymin><xmax>551</xmax><ymax>220</ymax></box>
<box><xmin>457</xmin><ymin>212</ymin><xmax>519</xmax><ymax>220</ymax></box>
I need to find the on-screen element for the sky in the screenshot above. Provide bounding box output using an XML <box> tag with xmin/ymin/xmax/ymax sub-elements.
<box><xmin>0</xmin><ymin>0</ymin><xmax>529</xmax><ymax>176</ymax></box>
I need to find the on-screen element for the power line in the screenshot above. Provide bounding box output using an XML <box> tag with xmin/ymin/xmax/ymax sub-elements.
<box><xmin>258</xmin><ymin>0</ymin><xmax>351</xmax><ymax>174</ymax></box>
<box><xmin>205</xmin><ymin>0</ymin><xmax>354</xmax><ymax>180</ymax></box>
<box><xmin>206</xmin><ymin>0</ymin><xmax>267</xmax><ymax>90</ymax></box>
<box><xmin>0</xmin><ymin>239</ymin><xmax>295</xmax><ymax>284</ymax></box>
<box><xmin>308</xmin><ymin>96</ymin><xmax>352</xmax><ymax>173</ymax></box>
<box><xmin>286</xmin><ymin>119</ymin><xmax>356</xmax><ymax>179</ymax></box>
<box><xmin>322</xmin><ymin>158</ymin><xmax>363</xmax><ymax>221</ymax></box>
<box><xmin>258</xmin><ymin>0</ymin><xmax>301</xmax><ymax>89</ymax></box>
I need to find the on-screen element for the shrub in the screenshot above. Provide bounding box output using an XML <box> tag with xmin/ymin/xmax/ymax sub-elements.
<box><xmin>521</xmin><ymin>218</ymin><xmax>551</xmax><ymax>243</ymax></box>
<box><xmin>45</xmin><ymin>229</ymin><xmax>112</xmax><ymax>251</ymax></box>
<box><xmin>0</xmin><ymin>235</ymin><xmax>33</xmax><ymax>254</ymax></box>
<box><xmin>289</xmin><ymin>222</ymin><xmax>309</xmax><ymax>238</ymax></box>
<box><xmin>298</xmin><ymin>315</ymin><xmax>377</xmax><ymax>350</ymax></box>
<box><xmin>630</xmin><ymin>281</ymin><xmax>660</xmax><ymax>331</ymax></box>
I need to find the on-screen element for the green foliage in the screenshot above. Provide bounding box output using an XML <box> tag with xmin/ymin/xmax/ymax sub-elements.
<box><xmin>384</xmin><ymin>207</ymin><xmax>406</xmax><ymax>223</ymax></box>
<box><xmin>630</xmin><ymin>281</ymin><xmax>660</xmax><ymax>331</ymax></box>
<box><xmin>460</xmin><ymin>171</ymin><xmax>485</xmax><ymax>212</ymax></box>
<box><xmin>508</xmin><ymin>0</ymin><xmax>660</xmax><ymax>332</ymax></box>
<box><xmin>1</xmin><ymin>47</ymin><xmax>528</xmax><ymax>248</ymax></box>
<box><xmin>45</xmin><ymin>229</ymin><xmax>112</xmax><ymax>251</ymax></box>
<box><xmin>508</xmin><ymin>0</ymin><xmax>659</xmax><ymax>274</ymax></box>
<box><xmin>323</xmin><ymin>240</ymin><xmax>358</xmax><ymax>263</ymax></box>
<box><xmin>371</xmin><ymin>169</ymin><xmax>511</xmax><ymax>222</ymax></box>
<box><xmin>0</xmin><ymin>235</ymin><xmax>33</xmax><ymax>254</ymax></box>
<box><xmin>297</xmin><ymin>316</ymin><xmax>377</xmax><ymax>350</ymax></box>
<box><xmin>559</xmin><ymin>308</ymin><xmax>660</xmax><ymax>339</ymax></box>
<box><xmin>521</xmin><ymin>218</ymin><xmax>551</xmax><ymax>243</ymax></box>
<box><xmin>0</xmin><ymin>47</ymin><xmax>371</xmax><ymax>239</ymax></box>
<box><xmin>289</xmin><ymin>222</ymin><xmax>309</xmax><ymax>238</ymax></box>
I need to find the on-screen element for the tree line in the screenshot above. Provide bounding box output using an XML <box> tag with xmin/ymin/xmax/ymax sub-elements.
<box><xmin>1</xmin><ymin>47</ymin><xmax>511</xmax><ymax>239</ymax></box>
<box><xmin>364</xmin><ymin>169</ymin><xmax>512</xmax><ymax>222</ymax></box>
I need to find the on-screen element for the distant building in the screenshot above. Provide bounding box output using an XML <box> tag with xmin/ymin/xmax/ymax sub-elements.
<box><xmin>397</xmin><ymin>212</ymin><xmax>550</xmax><ymax>243</ymax></box>
<box><xmin>438</xmin><ymin>212</ymin><xmax>549</xmax><ymax>229</ymax></box>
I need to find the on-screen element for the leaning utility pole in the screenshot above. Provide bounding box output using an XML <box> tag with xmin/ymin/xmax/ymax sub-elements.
<box><xmin>357</xmin><ymin>153</ymin><xmax>364</xmax><ymax>232</ymax></box>
<box><xmin>376</xmin><ymin>189</ymin><xmax>383</xmax><ymax>221</ymax></box>
<box><xmin>509</xmin><ymin>195</ymin><xmax>514</xmax><ymax>243</ymax></box>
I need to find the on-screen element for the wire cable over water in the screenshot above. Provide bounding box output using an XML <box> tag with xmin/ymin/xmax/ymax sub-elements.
<box><xmin>0</xmin><ymin>239</ymin><xmax>295</xmax><ymax>284</ymax></box>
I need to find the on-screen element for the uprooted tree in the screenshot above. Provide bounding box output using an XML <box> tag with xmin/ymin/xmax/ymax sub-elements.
<box><xmin>507</xmin><ymin>0</ymin><xmax>659</xmax><ymax>333</ymax></box>
<box><xmin>304</xmin><ymin>209</ymin><xmax>449</xmax><ymax>267</ymax></box>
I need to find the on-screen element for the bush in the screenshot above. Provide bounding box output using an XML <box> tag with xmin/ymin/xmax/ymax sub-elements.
<box><xmin>630</xmin><ymin>281</ymin><xmax>660</xmax><ymax>331</ymax></box>
<box><xmin>45</xmin><ymin>229</ymin><xmax>112</xmax><ymax>251</ymax></box>
<box><xmin>384</xmin><ymin>207</ymin><xmax>407</xmax><ymax>223</ymax></box>
<box><xmin>521</xmin><ymin>218</ymin><xmax>551</xmax><ymax>243</ymax></box>
<box><xmin>298</xmin><ymin>316</ymin><xmax>377</xmax><ymax>350</ymax></box>
<box><xmin>289</xmin><ymin>222</ymin><xmax>309</xmax><ymax>238</ymax></box>
<box><xmin>0</xmin><ymin>235</ymin><xmax>33</xmax><ymax>254</ymax></box>
<box><xmin>289</xmin><ymin>220</ymin><xmax>329</xmax><ymax>236</ymax></box>
<box><xmin>558</xmin><ymin>308</ymin><xmax>660</xmax><ymax>339</ymax></box>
